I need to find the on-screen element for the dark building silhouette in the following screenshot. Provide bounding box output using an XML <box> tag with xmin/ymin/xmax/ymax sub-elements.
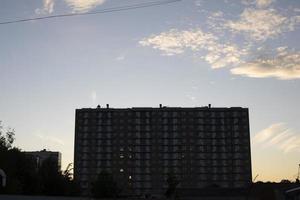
<box><xmin>25</xmin><ymin>149</ymin><xmax>62</xmax><ymax>171</ymax></box>
<box><xmin>74</xmin><ymin>105</ymin><xmax>252</xmax><ymax>196</ymax></box>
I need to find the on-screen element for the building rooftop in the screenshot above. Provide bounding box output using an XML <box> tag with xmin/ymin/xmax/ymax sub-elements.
<box><xmin>77</xmin><ymin>104</ymin><xmax>246</xmax><ymax>111</ymax></box>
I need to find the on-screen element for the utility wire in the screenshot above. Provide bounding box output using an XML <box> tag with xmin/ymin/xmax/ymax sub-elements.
<box><xmin>0</xmin><ymin>0</ymin><xmax>181</xmax><ymax>25</ymax></box>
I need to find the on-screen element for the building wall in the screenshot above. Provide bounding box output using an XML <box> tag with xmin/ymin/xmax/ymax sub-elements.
<box><xmin>74</xmin><ymin>106</ymin><xmax>252</xmax><ymax>195</ymax></box>
<box><xmin>25</xmin><ymin>150</ymin><xmax>62</xmax><ymax>171</ymax></box>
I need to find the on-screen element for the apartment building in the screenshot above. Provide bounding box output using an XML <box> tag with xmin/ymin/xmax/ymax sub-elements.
<box><xmin>74</xmin><ymin>104</ymin><xmax>252</xmax><ymax>195</ymax></box>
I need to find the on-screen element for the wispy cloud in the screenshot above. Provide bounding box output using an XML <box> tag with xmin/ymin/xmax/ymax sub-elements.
<box><xmin>64</xmin><ymin>0</ymin><xmax>106</xmax><ymax>13</ymax></box>
<box><xmin>255</xmin><ymin>0</ymin><xmax>274</xmax><ymax>8</ymax></box>
<box><xmin>140</xmin><ymin>29</ymin><xmax>214</xmax><ymax>56</ymax></box>
<box><xmin>224</xmin><ymin>0</ymin><xmax>300</xmax><ymax>42</ymax></box>
<box><xmin>116</xmin><ymin>55</ymin><xmax>125</xmax><ymax>61</ymax></box>
<box><xmin>225</xmin><ymin>8</ymin><xmax>288</xmax><ymax>41</ymax></box>
<box><xmin>231</xmin><ymin>49</ymin><xmax>300</xmax><ymax>80</ymax></box>
<box><xmin>254</xmin><ymin>123</ymin><xmax>286</xmax><ymax>143</ymax></box>
<box><xmin>91</xmin><ymin>91</ymin><xmax>97</xmax><ymax>104</ymax></box>
<box><xmin>140</xmin><ymin>28</ymin><xmax>246</xmax><ymax>68</ymax></box>
<box><xmin>35</xmin><ymin>0</ymin><xmax>55</xmax><ymax>15</ymax></box>
<box><xmin>186</xmin><ymin>94</ymin><xmax>196</xmax><ymax>101</ymax></box>
<box><xmin>241</xmin><ymin>0</ymin><xmax>274</xmax><ymax>8</ymax></box>
<box><xmin>254</xmin><ymin>123</ymin><xmax>300</xmax><ymax>153</ymax></box>
<box><xmin>35</xmin><ymin>132</ymin><xmax>64</xmax><ymax>145</ymax></box>
<box><xmin>139</xmin><ymin>1</ymin><xmax>300</xmax><ymax>80</ymax></box>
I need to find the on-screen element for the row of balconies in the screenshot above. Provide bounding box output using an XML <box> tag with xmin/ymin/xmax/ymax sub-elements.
<box><xmin>76</xmin><ymin>162</ymin><xmax>251</xmax><ymax>170</ymax></box>
<box><xmin>77</xmin><ymin>145</ymin><xmax>250</xmax><ymax>153</ymax></box>
<box><xmin>77</xmin><ymin>170</ymin><xmax>250</xmax><ymax>178</ymax></box>
<box><xmin>77</xmin><ymin>131</ymin><xmax>249</xmax><ymax>137</ymax></box>
<box><xmin>77</xmin><ymin>119</ymin><xmax>248</xmax><ymax>126</ymax></box>
<box><xmin>77</xmin><ymin>140</ymin><xmax>249</xmax><ymax>146</ymax></box>
<box><xmin>77</xmin><ymin>110</ymin><xmax>247</xmax><ymax>119</ymax></box>
<box><xmin>77</xmin><ymin>151</ymin><xmax>249</xmax><ymax>157</ymax></box>
<box><xmin>77</xmin><ymin>152</ymin><xmax>250</xmax><ymax>158</ymax></box>
<box><xmin>76</xmin><ymin>124</ymin><xmax>248</xmax><ymax>131</ymax></box>
<box><xmin>77</xmin><ymin>158</ymin><xmax>250</xmax><ymax>165</ymax></box>
<box><xmin>77</xmin><ymin>152</ymin><xmax>250</xmax><ymax>159</ymax></box>
<box><xmin>77</xmin><ymin>133</ymin><xmax>250</xmax><ymax>141</ymax></box>
<box><xmin>77</xmin><ymin>137</ymin><xmax>249</xmax><ymax>143</ymax></box>
<box><xmin>78</xmin><ymin>169</ymin><xmax>251</xmax><ymax>175</ymax></box>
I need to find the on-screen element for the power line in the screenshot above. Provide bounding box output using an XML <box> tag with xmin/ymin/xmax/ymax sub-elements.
<box><xmin>0</xmin><ymin>0</ymin><xmax>181</xmax><ymax>25</ymax></box>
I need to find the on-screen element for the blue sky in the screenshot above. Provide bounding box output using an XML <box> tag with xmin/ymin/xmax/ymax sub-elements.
<box><xmin>0</xmin><ymin>0</ymin><xmax>299</xmax><ymax>182</ymax></box>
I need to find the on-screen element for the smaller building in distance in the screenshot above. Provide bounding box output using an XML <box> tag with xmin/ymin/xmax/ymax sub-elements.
<box><xmin>25</xmin><ymin>149</ymin><xmax>62</xmax><ymax>171</ymax></box>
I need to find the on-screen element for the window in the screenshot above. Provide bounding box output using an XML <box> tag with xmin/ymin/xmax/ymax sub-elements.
<box><xmin>135</xmin><ymin>125</ymin><xmax>140</xmax><ymax>131</ymax></box>
<box><xmin>146</xmin><ymin>126</ymin><xmax>150</xmax><ymax>131</ymax></box>
<box><xmin>146</xmin><ymin>112</ymin><xmax>150</xmax><ymax>117</ymax></box>
<box><xmin>145</xmin><ymin>146</ymin><xmax>150</xmax><ymax>152</ymax></box>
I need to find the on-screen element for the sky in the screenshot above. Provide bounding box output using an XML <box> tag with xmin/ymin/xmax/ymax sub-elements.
<box><xmin>0</xmin><ymin>0</ymin><xmax>299</xmax><ymax>182</ymax></box>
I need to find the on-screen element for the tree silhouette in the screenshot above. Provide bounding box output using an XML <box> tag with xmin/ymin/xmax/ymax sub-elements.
<box><xmin>0</xmin><ymin>121</ymin><xmax>15</xmax><ymax>150</ymax></box>
<box><xmin>92</xmin><ymin>170</ymin><xmax>120</xmax><ymax>198</ymax></box>
<box><xmin>0</xmin><ymin>121</ymin><xmax>80</xmax><ymax>196</ymax></box>
<box><xmin>38</xmin><ymin>159</ymin><xmax>79</xmax><ymax>196</ymax></box>
<box><xmin>165</xmin><ymin>173</ymin><xmax>180</xmax><ymax>199</ymax></box>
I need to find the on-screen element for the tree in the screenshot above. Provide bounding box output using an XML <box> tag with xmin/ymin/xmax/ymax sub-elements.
<box><xmin>0</xmin><ymin>121</ymin><xmax>15</xmax><ymax>150</ymax></box>
<box><xmin>0</xmin><ymin>121</ymin><xmax>40</xmax><ymax>194</ymax></box>
<box><xmin>92</xmin><ymin>171</ymin><xmax>120</xmax><ymax>198</ymax></box>
<box><xmin>0</xmin><ymin>121</ymin><xmax>24</xmax><ymax>194</ymax></box>
<box><xmin>61</xmin><ymin>163</ymin><xmax>81</xmax><ymax>196</ymax></box>
<box><xmin>0</xmin><ymin>121</ymin><xmax>80</xmax><ymax>196</ymax></box>
<box><xmin>280</xmin><ymin>179</ymin><xmax>291</xmax><ymax>183</ymax></box>
<box><xmin>165</xmin><ymin>173</ymin><xmax>180</xmax><ymax>199</ymax></box>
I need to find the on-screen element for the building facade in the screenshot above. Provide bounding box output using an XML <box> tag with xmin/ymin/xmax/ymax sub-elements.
<box><xmin>74</xmin><ymin>105</ymin><xmax>252</xmax><ymax>195</ymax></box>
<box><xmin>25</xmin><ymin>149</ymin><xmax>62</xmax><ymax>171</ymax></box>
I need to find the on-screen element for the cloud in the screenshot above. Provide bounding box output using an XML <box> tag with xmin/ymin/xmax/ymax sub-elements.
<box><xmin>91</xmin><ymin>91</ymin><xmax>97</xmax><ymax>104</ymax></box>
<box><xmin>141</xmin><ymin>28</ymin><xmax>300</xmax><ymax>79</ymax></box>
<box><xmin>231</xmin><ymin>50</ymin><xmax>300</xmax><ymax>80</ymax></box>
<box><xmin>225</xmin><ymin>8</ymin><xmax>288</xmax><ymax>41</ymax></box>
<box><xmin>253</xmin><ymin>123</ymin><xmax>286</xmax><ymax>143</ymax></box>
<box><xmin>224</xmin><ymin>5</ymin><xmax>300</xmax><ymax>42</ymax></box>
<box><xmin>241</xmin><ymin>0</ymin><xmax>274</xmax><ymax>8</ymax></box>
<box><xmin>206</xmin><ymin>11</ymin><xmax>227</xmax><ymax>34</ymax></box>
<box><xmin>116</xmin><ymin>55</ymin><xmax>125</xmax><ymax>61</ymax></box>
<box><xmin>288</xmin><ymin>15</ymin><xmax>300</xmax><ymax>31</ymax></box>
<box><xmin>186</xmin><ymin>94</ymin><xmax>196</xmax><ymax>101</ymax></box>
<box><xmin>140</xmin><ymin>28</ymin><xmax>246</xmax><ymax>68</ymax></box>
<box><xmin>204</xmin><ymin>43</ymin><xmax>246</xmax><ymax>68</ymax></box>
<box><xmin>64</xmin><ymin>0</ymin><xmax>106</xmax><ymax>13</ymax></box>
<box><xmin>35</xmin><ymin>0</ymin><xmax>55</xmax><ymax>15</ymax></box>
<box><xmin>254</xmin><ymin>123</ymin><xmax>300</xmax><ymax>153</ymax></box>
<box><xmin>255</xmin><ymin>0</ymin><xmax>274</xmax><ymax>8</ymax></box>
<box><xmin>35</xmin><ymin>132</ymin><xmax>64</xmax><ymax>145</ymax></box>
<box><xmin>139</xmin><ymin>2</ymin><xmax>299</xmax><ymax>80</ymax></box>
<box><xmin>241</xmin><ymin>0</ymin><xmax>255</xmax><ymax>6</ymax></box>
<box><xmin>194</xmin><ymin>0</ymin><xmax>203</xmax><ymax>7</ymax></box>
<box><xmin>140</xmin><ymin>29</ymin><xmax>214</xmax><ymax>56</ymax></box>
